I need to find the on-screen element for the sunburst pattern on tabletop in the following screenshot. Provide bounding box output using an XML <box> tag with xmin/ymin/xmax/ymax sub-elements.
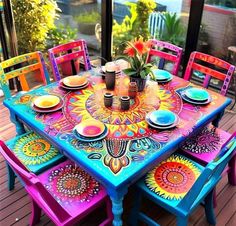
<box><xmin>45</xmin><ymin>163</ymin><xmax>100</xmax><ymax>203</ymax></box>
<box><xmin>13</xmin><ymin>132</ymin><xmax>59</xmax><ymax>165</ymax></box>
<box><xmin>145</xmin><ymin>154</ymin><xmax>201</xmax><ymax>200</ymax></box>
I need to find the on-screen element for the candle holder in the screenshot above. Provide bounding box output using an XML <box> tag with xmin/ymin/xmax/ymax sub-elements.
<box><xmin>120</xmin><ymin>96</ymin><xmax>130</xmax><ymax>111</ymax></box>
<box><xmin>104</xmin><ymin>93</ymin><xmax>113</xmax><ymax>108</ymax></box>
<box><xmin>128</xmin><ymin>82</ymin><xmax>138</xmax><ymax>99</ymax></box>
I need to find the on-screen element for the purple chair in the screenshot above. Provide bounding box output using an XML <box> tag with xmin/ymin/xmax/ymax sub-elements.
<box><xmin>147</xmin><ymin>39</ymin><xmax>183</xmax><ymax>76</ymax></box>
<box><xmin>181</xmin><ymin>52</ymin><xmax>236</xmax><ymax>206</ymax></box>
<box><xmin>0</xmin><ymin>141</ymin><xmax>113</xmax><ymax>226</ymax></box>
<box><xmin>48</xmin><ymin>39</ymin><xmax>92</xmax><ymax>81</ymax></box>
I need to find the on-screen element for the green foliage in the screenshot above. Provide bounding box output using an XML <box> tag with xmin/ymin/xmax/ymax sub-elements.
<box><xmin>133</xmin><ymin>0</ymin><xmax>156</xmax><ymax>40</ymax></box>
<box><xmin>46</xmin><ymin>25</ymin><xmax>78</xmax><ymax>49</ymax></box>
<box><xmin>12</xmin><ymin>0</ymin><xmax>59</xmax><ymax>54</ymax></box>
<box><xmin>113</xmin><ymin>0</ymin><xmax>156</xmax><ymax>56</ymax></box>
<box><xmin>161</xmin><ymin>12</ymin><xmax>186</xmax><ymax>47</ymax></box>
<box><xmin>75</xmin><ymin>11</ymin><xmax>101</xmax><ymax>24</ymax></box>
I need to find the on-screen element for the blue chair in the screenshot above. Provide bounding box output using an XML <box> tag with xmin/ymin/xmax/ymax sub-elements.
<box><xmin>148</xmin><ymin>12</ymin><xmax>165</xmax><ymax>39</ymax></box>
<box><xmin>129</xmin><ymin>132</ymin><xmax>236</xmax><ymax>226</ymax></box>
<box><xmin>5</xmin><ymin>131</ymin><xmax>65</xmax><ymax>190</ymax></box>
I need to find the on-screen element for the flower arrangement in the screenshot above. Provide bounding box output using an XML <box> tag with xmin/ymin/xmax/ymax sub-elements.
<box><xmin>122</xmin><ymin>37</ymin><xmax>153</xmax><ymax>80</ymax></box>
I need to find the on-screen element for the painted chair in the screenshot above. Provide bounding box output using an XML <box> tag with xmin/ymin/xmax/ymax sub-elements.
<box><xmin>5</xmin><ymin>131</ymin><xmax>65</xmax><ymax>191</ymax></box>
<box><xmin>183</xmin><ymin>51</ymin><xmax>235</xmax><ymax>96</ymax></box>
<box><xmin>48</xmin><ymin>39</ymin><xmax>91</xmax><ymax>81</ymax></box>
<box><xmin>0</xmin><ymin>51</ymin><xmax>50</xmax><ymax>99</ymax></box>
<box><xmin>147</xmin><ymin>39</ymin><xmax>183</xmax><ymax>76</ymax></box>
<box><xmin>180</xmin><ymin>126</ymin><xmax>236</xmax><ymax>207</ymax></box>
<box><xmin>181</xmin><ymin>51</ymin><xmax>236</xmax><ymax>206</ymax></box>
<box><xmin>0</xmin><ymin>141</ymin><xmax>113</xmax><ymax>226</ymax></box>
<box><xmin>129</xmin><ymin>132</ymin><xmax>236</xmax><ymax>226</ymax></box>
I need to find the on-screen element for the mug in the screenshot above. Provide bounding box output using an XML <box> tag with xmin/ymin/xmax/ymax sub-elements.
<box><xmin>104</xmin><ymin>93</ymin><xmax>113</xmax><ymax>107</ymax></box>
<box><xmin>120</xmin><ymin>96</ymin><xmax>130</xmax><ymax>111</ymax></box>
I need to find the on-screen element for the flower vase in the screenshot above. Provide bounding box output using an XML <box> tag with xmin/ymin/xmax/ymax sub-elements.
<box><xmin>130</xmin><ymin>77</ymin><xmax>147</xmax><ymax>92</ymax></box>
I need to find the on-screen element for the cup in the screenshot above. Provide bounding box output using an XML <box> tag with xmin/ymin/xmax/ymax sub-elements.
<box><xmin>105</xmin><ymin>70</ymin><xmax>116</xmax><ymax>90</ymax></box>
<box><xmin>104</xmin><ymin>93</ymin><xmax>113</xmax><ymax>107</ymax></box>
<box><xmin>120</xmin><ymin>96</ymin><xmax>130</xmax><ymax>111</ymax></box>
<box><xmin>128</xmin><ymin>82</ymin><xmax>138</xmax><ymax>99</ymax></box>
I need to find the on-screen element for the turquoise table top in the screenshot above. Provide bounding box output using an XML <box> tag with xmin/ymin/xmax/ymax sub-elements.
<box><xmin>3</xmin><ymin>73</ymin><xmax>231</xmax><ymax>190</ymax></box>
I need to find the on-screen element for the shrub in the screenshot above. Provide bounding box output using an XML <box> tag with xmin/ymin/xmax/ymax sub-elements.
<box><xmin>75</xmin><ymin>11</ymin><xmax>101</xmax><ymax>24</ymax></box>
<box><xmin>12</xmin><ymin>0</ymin><xmax>59</xmax><ymax>54</ymax></box>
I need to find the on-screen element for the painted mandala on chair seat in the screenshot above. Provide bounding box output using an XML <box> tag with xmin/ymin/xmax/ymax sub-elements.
<box><xmin>45</xmin><ymin>164</ymin><xmax>100</xmax><ymax>204</ymax></box>
<box><xmin>145</xmin><ymin>155</ymin><xmax>201</xmax><ymax>200</ymax></box>
<box><xmin>180</xmin><ymin>126</ymin><xmax>224</xmax><ymax>154</ymax></box>
<box><xmin>13</xmin><ymin>132</ymin><xmax>59</xmax><ymax>165</ymax></box>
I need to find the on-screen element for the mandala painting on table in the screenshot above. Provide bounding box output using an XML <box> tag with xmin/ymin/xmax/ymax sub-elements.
<box><xmin>145</xmin><ymin>154</ymin><xmax>202</xmax><ymax>200</ymax></box>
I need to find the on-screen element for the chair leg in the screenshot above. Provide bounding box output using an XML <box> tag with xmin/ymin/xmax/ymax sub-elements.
<box><xmin>204</xmin><ymin>190</ymin><xmax>216</xmax><ymax>225</ymax></box>
<box><xmin>30</xmin><ymin>199</ymin><xmax>41</xmax><ymax>226</ymax></box>
<box><xmin>228</xmin><ymin>156</ymin><xmax>236</xmax><ymax>185</ymax></box>
<box><xmin>6</xmin><ymin>162</ymin><xmax>16</xmax><ymax>191</ymax></box>
<box><xmin>128</xmin><ymin>189</ymin><xmax>142</xmax><ymax>226</ymax></box>
<box><xmin>176</xmin><ymin>216</ymin><xmax>188</xmax><ymax>226</ymax></box>
<box><xmin>99</xmin><ymin>198</ymin><xmax>113</xmax><ymax>226</ymax></box>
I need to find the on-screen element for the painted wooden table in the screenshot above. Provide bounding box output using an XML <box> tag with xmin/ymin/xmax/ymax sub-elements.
<box><xmin>3</xmin><ymin>72</ymin><xmax>231</xmax><ymax>226</ymax></box>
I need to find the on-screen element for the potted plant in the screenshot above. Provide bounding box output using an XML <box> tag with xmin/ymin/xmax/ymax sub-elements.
<box><xmin>121</xmin><ymin>37</ymin><xmax>154</xmax><ymax>91</ymax></box>
<box><xmin>75</xmin><ymin>11</ymin><xmax>101</xmax><ymax>35</ymax></box>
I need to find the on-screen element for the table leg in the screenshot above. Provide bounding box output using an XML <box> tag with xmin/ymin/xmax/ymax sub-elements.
<box><xmin>10</xmin><ymin>112</ymin><xmax>26</xmax><ymax>135</ymax></box>
<box><xmin>108</xmin><ymin>187</ymin><xmax>128</xmax><ymax>226</ymax></box>
<box><xmin>212</xmin><ymin>110</ymin><xmax>224</xmax><ymax>127</ymax></box>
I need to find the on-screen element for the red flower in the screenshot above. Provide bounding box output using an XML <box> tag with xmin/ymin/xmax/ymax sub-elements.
<box><xmin>124</xmin><ymin>46</ymin><xmax>135</xmax><ymax>57</ymax></box>
<box><xmin>133</xmin><ymin>37</ymin><xmax>149</xmax><ymax>55</ymax></box>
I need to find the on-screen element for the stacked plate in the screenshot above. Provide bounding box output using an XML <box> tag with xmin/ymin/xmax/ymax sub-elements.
<box><xmin>181</xmin><ymin>87</ymin><xmax>211</xmax><ymax>105</ymax></box>
<box><xmin>101</xmin><ymin>65</ymin><xmax>121</xmax><ymax>75</ymax></box>
<box><xmin>59</xmin><ymin>75</ymin><xmax>89</xmax><ymax>90</ymax></box>
<box><xmin>73</xmin><ymin>119</ymin><xmax>108</xmax><ymax>142</ymax></box>
<box><xmin>32</xmin><ymin>95</ymin><xmax>64</xmax><ymax>113</ymax></box>
<box><xmin>146</xmin><ymin>110</ymin><xmax>179</xmax><ymax>129</ymax></box>
<box><xmin>152</xmin><ymin>69</ymin><xmax>173</xmax><ymax>83</ymax></box>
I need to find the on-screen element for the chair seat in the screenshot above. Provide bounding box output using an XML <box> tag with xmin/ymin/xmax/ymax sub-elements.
<box><xmin>6</xmin><ymin>131</ymin><xmax>65</xmax><ymax>174</ymax></box>
<box><xmin>38</xmin><ymin>159</ymin><xmax>107</xmax><ymax>217</ymax></box>
<box><xmin>180</xmin><ymin>125</ymin><xmax>231</xmax><ymax>164</ymax></box>
<box><xmin>137</xmin><ymin>154</ymin><xmax>204</xmax><ymax>207</ymax></box>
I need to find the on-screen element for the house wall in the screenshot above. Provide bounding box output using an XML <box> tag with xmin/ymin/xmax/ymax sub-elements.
<box><xmin>182</xmin><ymin>0</ymin><xmax>236</xmax><ymax>57</ymax></box>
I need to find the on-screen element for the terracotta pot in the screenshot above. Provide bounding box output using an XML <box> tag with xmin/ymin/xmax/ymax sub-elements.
<box><xmin>130</xmin><ymin>77</ymin><xmax>147</xmax><ymax>92</ymax></box>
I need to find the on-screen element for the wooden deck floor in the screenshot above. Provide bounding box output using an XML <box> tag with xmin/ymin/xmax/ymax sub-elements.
<box><xmin>0</xmin><ymin>96</ymin><xmax>236</xmax><ymax>226</ymax></box>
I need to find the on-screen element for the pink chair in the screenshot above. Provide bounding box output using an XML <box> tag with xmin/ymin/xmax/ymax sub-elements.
<box><xmin>48</xmin><ymin>39</ymin><xmax>91</xmax><ymax>81</ymax></box>
<box><xmin>181</xmin><ymin>51</ymin><xmax>236</xmax><ymax>206</ymax></box>
<box><xmin>183</xmin><ymin>51</ymin><xmax>235</xmax><ymax>96</ymax></box>
<box><xmin>147</xmin><ymin>39</ymin><xmax>183</xmax><ymax>76</ymax></box>
<box><xmin>0</xmin><ymin>141</ymin><xmax>113</xmax><ymax>226</ymax></box>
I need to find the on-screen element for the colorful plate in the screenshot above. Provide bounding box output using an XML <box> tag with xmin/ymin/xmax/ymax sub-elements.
<box><xmin>74</xmin><ymin>119</ymin><xmax>105</xmax><ymax>137</ymax></box>
<box><xmin>146</xmin><ymin>114</ymin><xmax>179</xmax><ymax>130</ymax></box>
<box><xmin>148</xmin><ymin>110</ymin><xmax>177</xmax><ymax>126</ymax></box>
<box><xmin>185</xmin><ymin>88</ymin><xmax>209</xmax><ymax>101</ymax></box>
<box><xmin>181</xmin><ymin>94</ymin><xmax>211</xmax><ymax>105</ymax></box>
<box><xmin>59</xmin><ymin>80</ymin><xmax>89</xmax><ymax>90</ymax></box>
<box><xmin>32</xmin><ymin>97</ymin><xmax>64</xmax><ymax>113</ymax></box>
<box><xmin>73</xmin><ymin>125</ymin><xmax>108</xmax><ymax>142</ymax></box>
<box><xmin>63</xmin><ymin>75</ymin><xmax>87</xmax><ymax>87</ymax></box>
<box><xmin>152</xmin><ymin>69</ymin><xmax>173</xmax><ymax>81</ymax></box>
<box><xmin>33</xmin><ymin>95</ymin><xmax>60</xmax><ymax>109</ymax></box>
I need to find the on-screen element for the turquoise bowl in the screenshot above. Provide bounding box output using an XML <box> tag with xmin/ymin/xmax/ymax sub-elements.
<box><xmin>152</xmin><ymin>69</ymin><xmax>172</xmax><ymax>81</ymax></box>
<box><xmin>149</xmin><ymin>110</ymin><xmax>177</xmax><ymax>126</ymax></box>
<box><xmin>185</xmin><ymin>88</ymin><xmax>209</xmax><ymax>101</ymax></box>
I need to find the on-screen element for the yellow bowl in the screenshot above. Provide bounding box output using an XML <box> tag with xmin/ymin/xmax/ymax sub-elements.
<box><xmin>74</xmin><ymin>119</ymin><xmax>105</xmax><ymax>137</ymax></box>
<box><xmin>34</xmin><ymin>95</ymin><xmax>60</xmax><ymax>109</ymax></box>
<box><xmin>63</xmin><ymin>75</ymin><xmax>87</xmax><ymax>87</ymax></box>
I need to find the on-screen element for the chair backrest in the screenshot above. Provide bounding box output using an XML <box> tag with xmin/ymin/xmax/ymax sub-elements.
<box><xmin>48</xmin><ymin>39</ymin><xmax>92</xmax><ymax>81</ymax></box>
<box><xmin>148</xmin><ymin>12</ymin><xmax>165</xmax><ymax>39</ymax></box>
<box><xmin>0</xmin><ymin>51</ymin><xmax>50</xmax><ymax>99</ymax></box>
<box><xmin>184</xmin><ymin>51</ymin><xmax>235</xmax><ymax>96</ymax></box>
<box><xmin>147</xmin><ymin>39</ymin><xmax>183</xmax><ymax>76</ymax></box>
<box><xmin>0</xmin><ymin>140</ymin><xmax>71</xmax><ymax>223</ymax></box>
<box><xmin>178</xmin><ymin>131</ymin><xmax>236</xmax><ymax>212</ymax></box>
